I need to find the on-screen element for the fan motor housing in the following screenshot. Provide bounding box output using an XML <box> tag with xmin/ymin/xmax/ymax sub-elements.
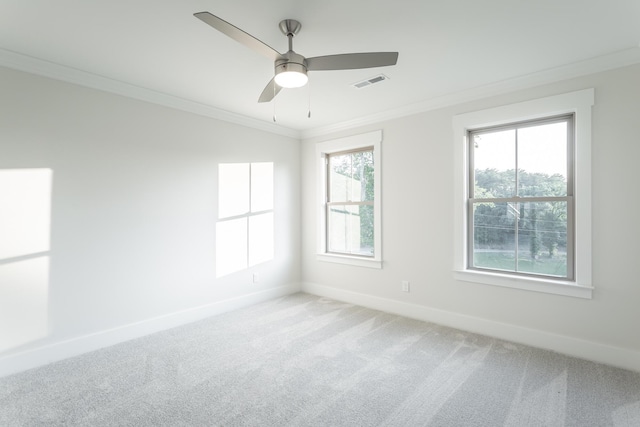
<box><xmin>275</xmin><ymin>52</ymin><xmax>307</xmax><ymax>76</ymax></box>
<box><xmin>276</xmin><ymin>61</ymin><xmax>307</xmax><ymax>74</ymax></box>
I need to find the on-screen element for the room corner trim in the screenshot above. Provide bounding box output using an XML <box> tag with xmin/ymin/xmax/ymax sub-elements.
<box><xmin>0</xmin><ymin>284</ymin><xmax>301</xmax><ymax>378</ymax></box>
<box><xmin>301</xmin><ymin>282</ymin><xmax>640</xmax><ymax>373</ymax></box>
<box><xmin>300</xmin><ymin>47</ymin><xmax>640</xmax><ymax>139</ymax></box>
<box><xmin>0</xmin><ymin>48</ymin><xmax>301</xmax><ymax>140</ymax></box>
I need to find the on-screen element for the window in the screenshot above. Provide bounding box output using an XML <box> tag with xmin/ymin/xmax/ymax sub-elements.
<box><xmin>468</xmin><ymin>115</ymin><xmax>574</xmax><ymax>280</ymax></box>
<box><xmin>216</xmin><ymin>162</ymin><xmax>274</xmax><ymax>278</ymax></box>
<box><xmin>326</xmin><ymin>148</ymin><xmax>375</xmax><ymax>257</ymax></box>
<box><xmin>316</xmin><ymin>131</ymin><xmax>382</xmax><ymax>268</ymax></box>
<box><xmin>453</xmin><ymin>89</ymin><xmax>594</xmax><ymax>298</ymax></box>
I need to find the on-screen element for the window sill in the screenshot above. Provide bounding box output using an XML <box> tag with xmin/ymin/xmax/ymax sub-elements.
<box><xmin>317</xmin><ymin>253</ymin><xmax>382</xmax><ymax>269</ymax></box>
<box><xmin>454</xmin><ymin>270</ymin><xmax>593</xmax><ymax>299</ymax></box>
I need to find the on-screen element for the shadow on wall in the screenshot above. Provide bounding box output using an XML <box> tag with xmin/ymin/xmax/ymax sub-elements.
<box><xmin>0</xmin><ymin>169</ymin><xmax>52</xmax><ymax>354</ymax></box>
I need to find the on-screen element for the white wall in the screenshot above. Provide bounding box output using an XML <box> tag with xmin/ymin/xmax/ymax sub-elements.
<box><xmin>2</xmin><ymin>60</ymin><xmax>639</xmax><ymax>376</ymax></box>
<box><xmin>0</xmin><ymin>66</ymin><xmax>301</xmax><ymax>375</ymax></box>
<box><xmin>301</xmin><ymin>64</ymin><xmax>640</xmax><ymax>371</ymax></box>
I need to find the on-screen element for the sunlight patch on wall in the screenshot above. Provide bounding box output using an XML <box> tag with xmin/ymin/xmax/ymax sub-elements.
<box><xmin>216</xmin><ymin>163</ymin><xmax>274</xmax><ymax>278</ymax></box>
<box><xmin>249</xmin><ymin>212</ymin><xmax>274</xmax><ymax>266</ymax></box>
<box><xmin>0</xmin><ymin>169</ymin><xmax>51</xmax><ymax>259</ymax></box>
<box><xmin>0</xmin><ymin>257</ymin><xmax>49</xmax><ymax>353</ymax></box>
<box><xmin>218</xmin><ymin>163</ymin><xmax>250</xmax><ymax>218</ymax></box>
<box><xmin>0</xmin><ymin>168</ymin><xmax>52</xmax><ymax>353</ymax></box>
<box><xmin>216</xmin><ymin>217</ymin><xmax>249</xmax><ymax>278</ymax></box>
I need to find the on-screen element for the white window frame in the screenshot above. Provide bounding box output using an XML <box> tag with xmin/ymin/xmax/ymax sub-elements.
<box><xmin>453</xmin><ymin>89</ymin><xmax>594</xmax><ymax>299</ymax></box>
<box><xmin>316</xmin><ymin>130</ymin><xmax>382</xmax><ymax>269</ymax></box>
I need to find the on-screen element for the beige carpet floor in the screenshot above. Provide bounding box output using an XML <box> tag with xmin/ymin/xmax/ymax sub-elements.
<box><xmin>1</xmin><ymin>293</ymin><xmax>639</xmax><ymax>426</ymax></box>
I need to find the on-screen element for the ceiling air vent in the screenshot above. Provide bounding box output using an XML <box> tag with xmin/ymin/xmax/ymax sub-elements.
<box><xmin>351</xmin><ymin>74</ymin><xmax>389</xmax><ymax>89</ymax></box>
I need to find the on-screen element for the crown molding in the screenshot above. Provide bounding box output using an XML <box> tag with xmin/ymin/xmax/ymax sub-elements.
<box><xmin>0</xmin><ymin>48</ymin><xmax>301</xmax><ymax>140</ymax></box>
<box><xmin>300</xmin><ymin>47</ymin><xmax>640</xmax><ymax>139</ymax></box>
<box><xmin>3</xmin><ymin>46</ymin><xmax>640</xmax><ymax>142</ymax></box>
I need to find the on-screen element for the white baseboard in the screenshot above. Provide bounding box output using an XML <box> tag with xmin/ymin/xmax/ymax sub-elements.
<box><xmin>0</xmin><ymin>284</ymin><xmax>300</xmax><ymax>378</ymax></box>
<box><xmin>302</xmin><ymin>282</ymin><xmax>640</xmax><ymax>373</ymax></box>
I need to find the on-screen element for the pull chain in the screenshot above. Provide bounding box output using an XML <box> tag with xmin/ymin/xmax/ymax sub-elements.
<box><xmin>272</xmin><ymin>79</ymin><xmax>312</xmax><ymax>121</ymax></box>
<box><xmin>307</xmin><ymin>79</ymin><xmax>312</xmax><ymax>118</ymax></box>
<box><xmin>273</xmin><ymin>85</ymin><xmax>277</xmax><ymax>122</ymax></box>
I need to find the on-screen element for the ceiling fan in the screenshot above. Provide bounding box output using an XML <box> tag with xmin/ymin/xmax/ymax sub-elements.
<box><xmin>194</xmin><ymin>12</ymin><xmax>399</xmax><ymax>103</ymax></box>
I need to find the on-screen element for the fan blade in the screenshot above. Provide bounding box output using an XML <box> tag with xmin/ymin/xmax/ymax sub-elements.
<box><xmin>258</xmin><ymin>78</ymin><xmax>282</xmax><ymax>103</ymax></box>
<box><xmin>306</xmin><ymin>52</ymin><xmax>398</xmax><ymax>71</ymax></box>
<box><xmin>194</xmin><ymin>12</ymin><xmax>283</xmax><ymax>61</ymax></box>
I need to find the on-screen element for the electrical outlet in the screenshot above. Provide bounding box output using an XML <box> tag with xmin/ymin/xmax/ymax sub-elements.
<box><xmin>253</xmin><ymin>273</ymin><xmax>259</xmax><ymax>284</ymax></box>
<box><xmin>401</xmin><ymin>280</ymin><xmax>410</xmax><ymax>292</ymax></box>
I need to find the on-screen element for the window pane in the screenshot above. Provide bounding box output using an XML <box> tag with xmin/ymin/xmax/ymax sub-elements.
<box><xmin>219</xmin><ymin>163</ymin><xmax>249</xmax><ymax>219</ymax></box>
<box><xmin>472</xmin><ymin>202</ymin><xmax>517</xmax><ymax>271</ymax></box>
<box><xmin>328</xmin><ymin>204</ymin><xmax>374</xmax><ymax>256</ymax></box>
<box><xmin>329</xmin><ymin>153</ymin><xmax>351</xmax><ymax>203</ymax></box>
<box><xmin>517</xmin><ymin>122</ymin><xmax>567</xmax><ymax>197</ymax></box>
<box><xmin>473</xmin><ymin>130</ymin><xmax>516</xmax><ymax>198</ymax></box>
<box><xmin>517</xmin><ymin>201</ymin><xmax>568</xmax><ymax>277</ymax></box>
<box><xmin>329</xmin><ymin>150</ymin><xmax>374</xmax><ymax>203</ymax></box>
<box><xmin>249</xmin><ymin>212</ymin><xmax>274</xmax><ymax>266</ymax></box>
<box><xmin>351</xmin><ymin>150</ymin><xmax>374</xmax><ymax>202</ymax></box>
<box><xmin>251</xmin><ymin>162</ymin><xmax>273</xmax><ymax>212</ymax></box>
<box><xmin>216</xmin><ymin>218</ymin><xmax>247</xmax><ymax>277</ymax></box>
<box><xmin>473</xmin><ymin>201</ymin><xmax>568</xmax><ymax>277</ymax></box>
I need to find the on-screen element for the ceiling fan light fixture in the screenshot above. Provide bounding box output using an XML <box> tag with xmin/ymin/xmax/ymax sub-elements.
<box><xmin>194</xmin><ymin>12</ymin><xmax>398</xmax><ymax>102</ymax></box>
<box><xmin>274</xmin><ymin>62</ymin><xmax>308</xmax><ymax>88</ymax></box>
<box><xmin>275</xmin><ymin>71</ymin><xmax>308</xmax><ymax>88</ymax></box>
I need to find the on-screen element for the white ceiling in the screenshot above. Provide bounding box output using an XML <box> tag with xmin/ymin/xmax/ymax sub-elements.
<box><xmin>1</xmin><ymin>0</ymin><xmax>639</xmax><ymax>136</ymax></box>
